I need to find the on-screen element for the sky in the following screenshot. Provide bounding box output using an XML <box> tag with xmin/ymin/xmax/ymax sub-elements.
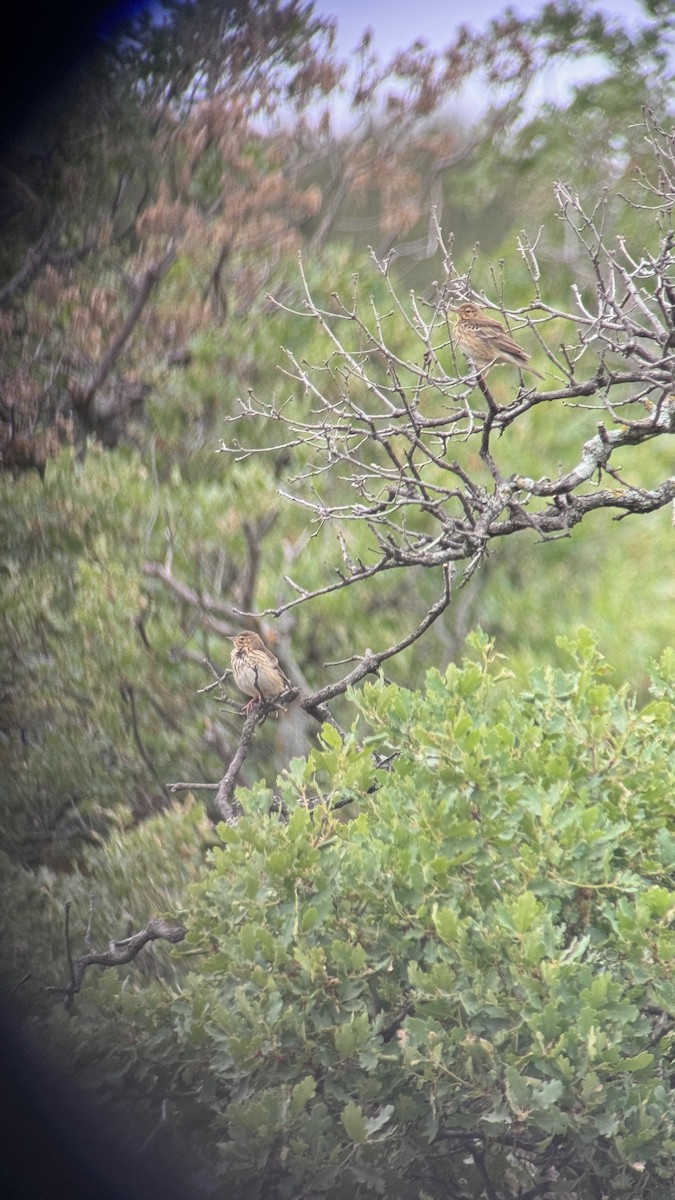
<box><xmin>0</xmin><ymin>0</ymin><xmax>652</xmax><ymax>148</ymax></box>
<box><xmin>307</xmin><ymin>0</ymin><xmax>650</xmax><ymax>118</ymax></box>
<box><xmin>318</xmin><ymin>0</ymin><xmax>646</xmax><ymax>59</ymax></box>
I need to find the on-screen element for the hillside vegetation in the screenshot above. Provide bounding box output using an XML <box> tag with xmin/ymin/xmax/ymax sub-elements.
<box><xmin>1</xmin><ymin>3</ymin><xmax>674</xmax><ymax>1197</ymax></box>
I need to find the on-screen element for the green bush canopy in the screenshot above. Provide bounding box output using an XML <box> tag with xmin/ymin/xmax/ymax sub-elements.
<box><xmin>42</xmin><ymin>632</ymin><xmax>675</xmax><ymax>1199</ymax></box>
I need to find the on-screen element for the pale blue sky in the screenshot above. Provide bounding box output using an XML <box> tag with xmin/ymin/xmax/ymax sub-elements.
<box><xmin>311</xmin><ymin>0</ymin><xmax>649</xmax><ymax>114</ymax></box>
<box><xmin>320</xmin><ymin>0</ymin><xmax>646</xmax><ymax>58</ymax></box>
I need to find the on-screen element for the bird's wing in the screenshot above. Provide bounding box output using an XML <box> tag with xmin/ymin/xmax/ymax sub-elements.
<box><xmin>487</xmin><ymin>324</ymin><xmax>531</xmax><ymax>364</ymax></box>
<box><xmin>476</xmin><ymin>317</ymin><xmax>512</xmax><ymax>342</ymax></box>
<box><xmin>273</xmin><ymin>653</ymin><xmax>292</xmax><ymax>689</ymax></box>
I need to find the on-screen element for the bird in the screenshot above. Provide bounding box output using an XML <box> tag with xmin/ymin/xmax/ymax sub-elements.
<box><xmin>228</xmin><ymin>631</ymin><xmax>291</xmax><ymax>712</ymax></box>
<box><xmin>452</xmin><ymin>301</ymin><xmax>544</xmax><ymax>380</ymax></box>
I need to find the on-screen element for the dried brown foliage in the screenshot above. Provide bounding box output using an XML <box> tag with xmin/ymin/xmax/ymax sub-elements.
<box><xmin>1</xmin><ymin>1</ymin><xmax>672</xmax><ymax>468</ymax></box>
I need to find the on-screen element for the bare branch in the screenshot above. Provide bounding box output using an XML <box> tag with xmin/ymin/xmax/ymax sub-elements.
<box><xmin>53</xmin><ymin>911</ymin><xmax>187</xmax><ymax>1010</ymax></box>
<box><xmin>301</xmin><ymin>563</ymin><xmax>454</xmax><ymax>711</ymax></box>
<box><xmin>214</xmin><ymin>698</ymin><xmax>297</xmax><ymax>822</ymax></box>
<box><xmin>144</xmin><ymin>559</ymin><xmax>242</xmax><ymax>634</ymax></box>
<box><xmin>119</xmin><ymin>681</ymin><xmax>171</xmax><ymax>800</ymax></box>
<box><xmin>205</xmin><ymin>569</ymin><xmax>451</xmax><ymax>824</ymax></box>
<box><xmin>216</xmin><ymin>125</ymin><xmax>675</xmax><ymax>619</ymax></box>
<box><xmin>514</xmin><ymin>405</ymin><xmax>675</xmax><ymax>498</ymax></box>
<box><xmin>168</xmin><ymin>781</ymin><xmax>220</xmax><ymax>792</ymax></box>
<box><xmin>0</xmin><ymin>228</ymin><xmax>55</xmax><ymax>306</ymax></box>
<box><xmin>155</xmin><ymin>114</ymin><xmax>675</xmax><ymax>833</ymax></box>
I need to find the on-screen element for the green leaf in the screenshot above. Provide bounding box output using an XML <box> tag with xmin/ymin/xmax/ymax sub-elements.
<box><xmin>288</xmin><ymin>806</ymin><xmax>311</xmax><ymax>837</ymax></box>
<box><xmin>622</xmin><ymin>1051</ymin><xmax>654</xmax><ymax>1073</ymax></box>
<box><xmin>514</xmin><ymin>891</ymin><xmax>540</xmax><ymax>934</ymax></box>
<box><xmin>504</xmin><ymin>1067</ymin><xmax>531</xmax><ymax>1112</ymax></box>
<box><xmin>321</xmin><ymin>722</ymin><xmax>343</xmax><ymax>752</ymax></box>
<box><xmin>341</xmin><ymin>1100</ymin><xmax>368</xmax><ymax>1143</ymax></box>
<box><xmin>533</xmin><ymin>1079</ymin><xmax>564</xmax><ymax>1109</ymax></box>
<box><xmin>643</xmin><ymin>886</ymin><xmax>675</xmax><ymax>918</ymax></box>
<box><xmin>365</xmin><ymin>1105</ymin><xmax>395</xmax><ymax>1136</ymax></box>
<box><xmin>290</xmin><ymin>1076</ymin><xmax>317</xmax><ymax>1117</ymax></box>
<box><xmin>334</xmin><ymin>1013</ymin><xmax>371</xmax><ymax>1057</ymax></box>
<box><xmin>301</xmin><ymin>905</ymin><xmax>320</xmax><ymax>932</ymax></box>
<box><xmin>433</xmin><ymin>905</ymin><xmax>461</xmax><ymax>943</ymax></box>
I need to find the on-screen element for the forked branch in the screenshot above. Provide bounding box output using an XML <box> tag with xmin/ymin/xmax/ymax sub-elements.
<box><xmin>53</xmin><ymin>902</ymin><xmax>187</xmax><ymax>1009</ymax></box>
<box><xmin>208</xmin><ymin>566</ymin><xmax>453</xmax><ymax>819</ymax></box>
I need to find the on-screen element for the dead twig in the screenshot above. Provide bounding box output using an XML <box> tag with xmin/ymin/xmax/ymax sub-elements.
<box><xmin>51</xmin><ymin>908</ymin><xmax>187</xmax><ymax>1010</ymax></box>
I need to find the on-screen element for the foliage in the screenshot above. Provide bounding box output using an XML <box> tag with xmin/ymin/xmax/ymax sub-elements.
<box><xmin>0</xmin><ymin>0</ymin><xmax>672</xmax><ymax>863</ymax></box>
<box><xmin>216</xmin><ymin>121</ymin><xmax>675</xmax><ymax>688</ymax></box>
<box><xmin>0</xmin><ymin>446</ymin><xmax>229</xmax><ymax>862</ymax></box>
<box><xmin>3</xmin><ymin>0</ymin><xmax>673</xmax><ymax>461</ymax></box>
<box><xmin>1</xmin><ymin>5</ymin><xmax>675</xmax><ymax>1193</ymax></box>
<box><xmin>45</xmin><ymin>633</ymin><xmax>675</xmax><ymax>1198</ymax></box>
<box><xmin>0</xmin><ymin>798</ymin><xmax>210</xmax><ymax>1019</ymax></box>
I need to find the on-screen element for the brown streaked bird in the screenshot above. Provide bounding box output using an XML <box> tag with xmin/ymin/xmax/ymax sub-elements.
<box><xmin>453</xmin><ymin>301</ymin><xmax>544</xmax><ymax>380</ymax></box>
<box><xmin>228</xmin><ymin>631</ymin><xmax>291</xmax><ymax>712</ymax></box>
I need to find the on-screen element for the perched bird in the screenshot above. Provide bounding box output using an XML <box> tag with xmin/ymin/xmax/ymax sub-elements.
<box><xmin>228</xmin><ymin>631</ymin><xmax>291</xmax><ymax>712</ymax></box>
<box><xmin>452</xmin><ymin>301</ymin><xmax>544</xmax><ymax>380</ymax></box>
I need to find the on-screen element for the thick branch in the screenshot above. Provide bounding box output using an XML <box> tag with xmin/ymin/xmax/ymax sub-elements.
<box><xmin>514</xmin><ymin>406</ymin><xmax>675</xmax><ymax>498</ymax></box>
<box><xmin>57</xmin><ymin>914</ymin><xmax>187</xmax><ymax>1009</ymax></box>
<box><xmin>0</xmin><ymin>228</ymin><xmax>54</xmax><ymax>306</ymax></box>
<box><xmin>144</xmin><ymin>558</ymin><xmax>239</xmax><ymax>635</ymax></box>
<box><xmin>214</xmin><ymin>695</ymin><xmax>297</xmax><ymax>822</ymax></box>
<box><xmin>301</xmin><ymin>563</ymin><xmax>453</xmax><ymax>711</ymax></box>
<box><xmin>210</xmin><ymin>568</ymin><xmax>452</xmax><ymax>823</ymax></box>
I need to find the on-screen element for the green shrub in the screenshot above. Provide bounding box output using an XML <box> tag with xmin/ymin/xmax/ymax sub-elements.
<box><xmin>55</xmin><ymin>631</ymin><xmax>675</xmax><ymax>1199</ymax></box>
